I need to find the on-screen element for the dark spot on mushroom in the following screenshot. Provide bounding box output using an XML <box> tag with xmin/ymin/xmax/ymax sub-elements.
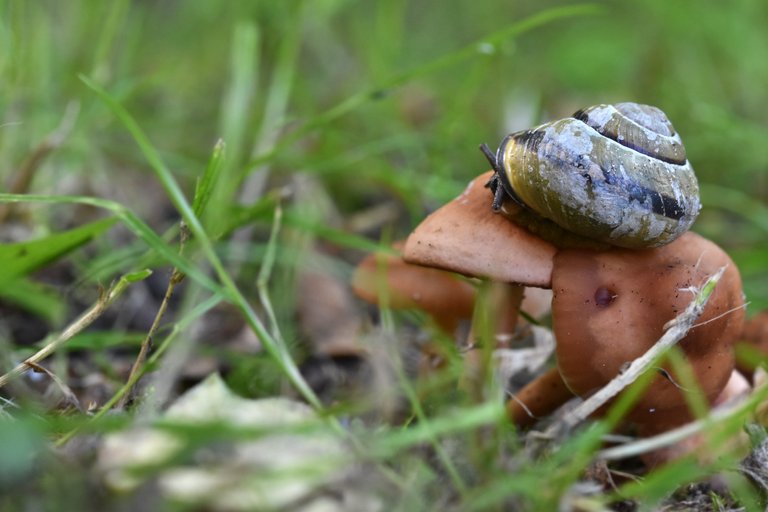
<box><xmin>594</xmin><ymin>287</ymin><xmax>616</xmax><ymax>307</ymax></box>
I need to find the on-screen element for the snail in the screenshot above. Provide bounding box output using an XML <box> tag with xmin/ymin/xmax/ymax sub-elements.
<box><xmin>480</xmin><ymin>103</ymin><xmax>701</xmax><ymax>249</ymax></box>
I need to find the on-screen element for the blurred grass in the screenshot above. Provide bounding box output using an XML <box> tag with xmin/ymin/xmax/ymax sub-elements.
<box><xmin>1</xmin><ymin>0</ymin><xmax>767</xmax><ymax>509</ymax></box>
<box><xmin>2</xmin><ymin>0</ymin><xmax>765</xmax><ymax>304</ymax></box>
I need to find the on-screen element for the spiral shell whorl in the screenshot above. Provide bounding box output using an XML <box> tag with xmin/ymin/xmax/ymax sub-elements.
<box><xmin>573</xmin><ymin>103</ymin><xmax>687</xmax><ymax>165</ymax></box>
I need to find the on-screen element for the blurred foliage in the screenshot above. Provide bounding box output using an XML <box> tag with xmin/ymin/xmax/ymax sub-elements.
<box><xmin>2</xmin><ymin>0</ymin><xmax>765</xmax><ymax>307</ymax></box>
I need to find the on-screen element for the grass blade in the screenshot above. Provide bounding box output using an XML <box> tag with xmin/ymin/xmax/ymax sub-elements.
<box><xmin>78</xmin><ymin>76</ymin><xmax>323</xmax><ymax>410</ymax></box>
<box><xmin>0</xmin><ymin>216</ymin><xmax>117</xmax><ymax>287</ymax></box>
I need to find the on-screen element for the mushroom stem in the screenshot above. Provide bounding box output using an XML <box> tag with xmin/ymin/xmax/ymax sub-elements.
<box><xmin>506</xmin><ymin>367</ymin><xmax>574</xmax><ymax>428</ymax></box>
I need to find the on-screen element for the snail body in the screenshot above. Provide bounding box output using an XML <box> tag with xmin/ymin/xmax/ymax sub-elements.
<box><xmin>481</xmin><ymin>103</ymin><xmax>701</xmax><ymax>248</ymax></box>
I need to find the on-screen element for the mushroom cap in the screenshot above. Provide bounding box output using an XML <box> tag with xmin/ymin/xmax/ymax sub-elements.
<box><xmin>552</xmin><ymin>231</ymin><xmax>745</xmax><ymax>426</ymax></box>
<box><xmin>351</xmin><ymin>246</ymin><xmax>476</xmax><ymax>333</ymax></box>
<box><xmin>352</xmin><ymin>244</ymin><xmax>553</xmax><ymax>343</ymax></box>
<box><xmin>403</xmin><ymin>171</ymin><xmax>557</xmax><ymax>287</ymax></box>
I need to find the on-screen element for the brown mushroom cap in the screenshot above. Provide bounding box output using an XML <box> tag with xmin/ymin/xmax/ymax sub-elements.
<box><xmin>351</xmin><ymin>247</ymin><xmax>476</xmax><ymax>333</ymax></box>
<box><xmin>403</xmin><ymin>171</ymin><xmax>556</xmax><ymax>287</ymax></box>
<box><xmin>552</xmin><ymin>231</ymin><xmax>745</xmax><ymax>427</ymax></box>
<box><xmin>352</xmin><ymin>244</ymin><xmax>553</xmax><ymax>339</ymax></box>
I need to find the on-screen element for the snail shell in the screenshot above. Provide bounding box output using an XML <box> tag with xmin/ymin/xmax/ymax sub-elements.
<box><xmin>481</xmin><ymin>103</ymin><xmax>701</xmax><ymax>248</ymax></box>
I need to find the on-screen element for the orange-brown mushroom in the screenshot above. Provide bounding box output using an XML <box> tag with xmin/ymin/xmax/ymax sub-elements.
<box><xmin>401</xmin><ymin>171</ymin><xmax>556</xmax><ymax>347</ymax></box>
<box><xmin>401</xmin><ymin>172</ymin><xmax>566</xmax><ymax>406</ymax></box>
<box><xmin>352</xmin><ymin>245</ymin><xmax>475</xmax><ymax>334</ymax></box>
<box><xmin>621</xmin><ymin>368</ymin><xmax>751</xmax><ymax>467</ymax></box>
<box><xmin>506</xmin><ymin>367</ymin><xmax>574</xmax><ymax>428</ymax></box>
<box><xmin>396</xmin><ymin>171</ymin><xmax>746</xmax><ymax>441</ymax></box>
<box><xmin>552</xmin><ymin>231</ymin><xmax>746</xmax><ymax>432</ymax></box>
<box><xmin>352</xmin><ymin>245</ymin><xmax>552</xmax><ymax>336</ymax></box>
<box><xmin>351</xmin><ymin>242</ymin><xmax>553</xmax><ymax>384</ymax></box>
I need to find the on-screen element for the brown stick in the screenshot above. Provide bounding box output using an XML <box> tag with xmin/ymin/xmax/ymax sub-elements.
<box><xmin>116</xmin><ymin>226</ymin><xmax>189</xmax><ymax>409</ymax></box>
<box><xmin>0</xmin><ymin>273</ymin><xmax>139</xmax><ymax>389</ymax></box>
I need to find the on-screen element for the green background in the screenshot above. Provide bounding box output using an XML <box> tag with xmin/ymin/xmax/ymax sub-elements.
<box><xmin>2</xmin><ymin>0</ymin><xmax>766</xmax><ymax>308</ymax></box>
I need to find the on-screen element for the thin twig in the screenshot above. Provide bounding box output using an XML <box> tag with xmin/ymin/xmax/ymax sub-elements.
<box><xmin>597</xmin><ymin>399</ymin><xmax>736</xmax><ymax>461</ymax></box>
<box><xmin>543</xmin><ymin>266</ymin><xmax>726</xmax><ymax>439</ymax></box>
<box><xmin>25</xmin><ymin>361</ymin><xmax>83</xmax><ymax>412</ymax></box>
<box><xmin>117</xmin><ymin>225</ymin><xmax>190</xmax><ymax>408</ymax></box>
<box><xmin>115</xmin><ymin>269</ymin><xmax>184</xmax><ymax>408</ymax></box>
<box><xmin>0</xmin><ymin>271</ymin><xmax>145</xmax><ymax>389</ymax></box>
<box><xmin>54</xmin><ymin>294</ymin><xmax>223</xmax><ymax>448</ymax></box>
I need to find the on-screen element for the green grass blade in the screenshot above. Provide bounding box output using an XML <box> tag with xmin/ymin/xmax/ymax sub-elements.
<box><xmin>0</xmin><ymin>277</ymin><xmax>66</xmax><ymax>324</ymax></box>
<box><xmin>238</xmin><ymin>5</ymin><xmax>304</xmax><ymax>199</ymax></box>
<box><xmin>256</xmin><ymin>204</ymin><xmax>285</xmax><ymax>344</ymax></box>
<box><xmin>369</xmin><ymin>402</ymin><xmax>504</xmax><ymax>458</ymax></box>
<box><xmin>78</xmin><ymin>76</ymin><xmax>323</xmax><ymax>410</ymax></box>
<box><xmin>0</xmin><ymin>193</ymin><xmax>221</xmax><ymax>293</ymax></box>
<box><xmin>211</xmin><ymin>22</ymin><xmax>259</xmax><ymax>225</ymax></box>
<box><xmin>0</xmin><ymin>216</ymin><xmax>117</xmax><ymax>287</ymax></box>
<box><xmin>193</xmin><ymin>139</ymin><xmax>226</xmax><ymax>221</ymax></box>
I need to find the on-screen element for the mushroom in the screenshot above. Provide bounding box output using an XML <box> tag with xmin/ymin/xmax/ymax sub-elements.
<box><xmin>351</xmin><ymin>241</ymin><xmax>553</xmax><ymax>379</ymax></box>
<box><xmin>401</xmin><ymin>172</ymin><xmax>556</xmax><ymax>349</ymax></box>
<box><xmin>351</xmin><ymin>243</ymin><xmax>476</xmax><ymax>335</ymax></box>
<box><xmin>400</xmin><ymin>172</ymin><xmax>562</xmax><ymax>405</ymax></box>
<box><xmin>506</xmin><ymin>367</ymin><xmax>574</xmax><ymax>428</ymax></box>
<box><xmin>399</xmin><ymin>171</ymin><xmax>746</xmax><ymax>436</ymax></box>
<box><xmin>552</xmin><ymin>231</ymin><xmax>746</xmax><ymax>433</ymax></box>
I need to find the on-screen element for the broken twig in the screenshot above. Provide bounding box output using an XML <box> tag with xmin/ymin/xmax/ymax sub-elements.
<box><xmin>0</xmin><ymin>270</ymin><xmax>149</xmax><ymax>390</ymax></box>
